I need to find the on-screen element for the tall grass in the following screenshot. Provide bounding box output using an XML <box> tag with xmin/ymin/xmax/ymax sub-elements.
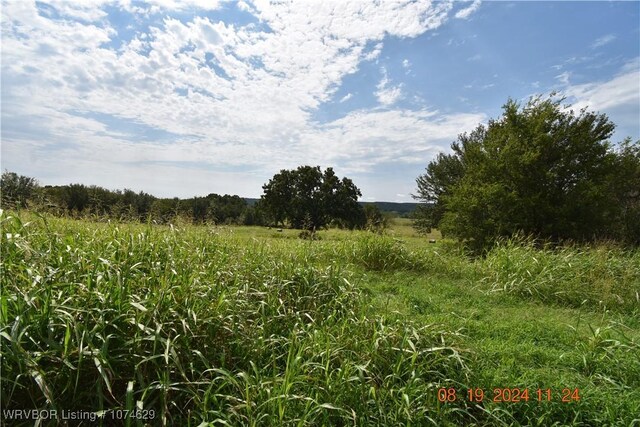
<box><xmin>343</xmin><ymin>234</ymin><xmax>414</xmax><ymax>271</ymax></box>
<box><xmin>342</xmin><ymin>234</ymin><xmax>474</xmax><ymax>279</ymax></box>
<box><xmin>1</xmin><ymin>212</ymin><xmax>469</xmax><ymax>425</ymax></box>
<box><xmin>3</xmin><ymin>212</ymin><xmax>638</xmax><ymax>425</ymax></box>
<box><xmin>481</xmin><ymin>238</ymin><xmax>640</xmax><ymax>314</ymax></box>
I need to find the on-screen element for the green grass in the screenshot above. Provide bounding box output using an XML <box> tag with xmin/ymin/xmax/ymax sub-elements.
<box><xmin>1</xmin><ymin>211</ymin><xmax>639</xmax><ymax>426</ymax></box>
<box><xmin>481</xmin><ymin>238</ymin><xmax>640</xmax><ymax>314</ymax></box>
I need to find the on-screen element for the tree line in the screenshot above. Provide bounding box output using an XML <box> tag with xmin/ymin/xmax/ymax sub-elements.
<box><xmin>0</xmin><ymin>175</ymin><xmax>259</xmax><ymax>225</ymax></box>
<box><xmin>1</xmin><ymin>167</ymin><xmax>387</xmax><ymax>231</ymax></box>
<box><xmin>6</xmin><ymin>95</ymin><xmax>634</xmax><ymax>248</ymax></box>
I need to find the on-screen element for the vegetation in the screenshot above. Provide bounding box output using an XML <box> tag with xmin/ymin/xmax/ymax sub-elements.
<box><xmin>244</xmin><ymin>198</ymin><xmax>420</xmax><ymax>219</ymax></box>
<box><xmin>0</xmin><ymin>171</ymin><xmax>265</xmax><ymax>226</ymax></box>
<box><xmin>2</xmin><ymin>211</ymin><xmax>638</xmax><ymax>425</ymax></box>
<box><xmin>0</xmin><ymin>171</ymin><xmax>39</xmax><ymax>209</ymax></box>
<box><xmin>260</xmin><ymin>166</ymin><xmax>365</xmax><ymax>230</ymax></box>
<box><xmin>362</xmin><ymin>204</ymin><xmax>389</xmax><ymax>233</ymax></box>
<box><xmin>2</xmin><ymin>95</ymin><xmax>639</xmax><ymax>425</ymax></box>
<box><xmin>482</xmin><ymin>237</ymin><xmax>640</xmax><ymax>313</ymax></box>
<box><xmin>413</xmin><ymin>96</ymin><xmax>640</xmax><ymax>251</ymax></box>
<box><xmin>1</xmin><ymin>168</ymin><xmax>396</xmax><ymax>231</ymax></box>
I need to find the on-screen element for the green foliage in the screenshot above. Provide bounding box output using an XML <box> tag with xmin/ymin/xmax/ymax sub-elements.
<box><xmin>481</xmin><ymin>237</ymin><xmax>640</xmax><ymax>314</ymax></box>
<box><xmin>607</xmin><ymin>138</ymin><xmax>640</xmax><ymax>245</ymax></box>
<box><xmin>261</xmin><ymin>165</ymin><xmax>365</xmax><ymax>230</ymax></box>
<box><xmin>2</xmin><ymin>175</ymin><xmax>255</xmax><ymax>225</ymax></box>
<box><xmin>1</xmin><ymin>212</ymin><xmax>639</xmax><ymax>425</ymax></box>
<box><xmin>63</xmin><ymin>183</ymin><xmax>91</xmax><ymax>213</ymax></box>
<box><xmin>149</xmin><ymin>197</ymin><xmax>180</xmax><ymax>223</ymax></box>
<box><xmin>413</xmin><ymin>149</ymin><xmax>466</xmax><ymax>234</ymax></box>
<box><xmin>346</xmin><ymin>235</ymin><xmax>416</xmax><ymax>271</ymax></box>
<box><xmin>414</xmin><ymin>96</ymin><xmax>637</xmax><ymax>251</ymax></box>
<box><xmin>205</xmin><ymin>193</ymin><xmax>247</xmax><ymax>224</ymax></box>
<box><xmin>1</xmin><ymin>171</ymin><xmax>40</xmax><ymax>208</ymax></box>
<box><xmin>241</xmin><ymin>203</ymin><xmax>266</xmax><ymax>226</ymax></box>
<box><xmin>363</xmin><ymin>204</ymin><xmax>389</xmax><ymax>233</ymax></box>
<box><xmin>1</xmin><ymin>212</ymin><xmax>468</xmax><ymax>425</ymax></box>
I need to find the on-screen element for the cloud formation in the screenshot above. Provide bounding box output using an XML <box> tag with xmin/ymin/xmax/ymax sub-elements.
<box><xmin>375</xmin><ymin>68</ymin><xmax>404</xmax><ymax>106</ymax></box>
<box><xmin>455</xmin><ymin>0</ymin><xmax>481</xmax><ymax>20</ymax></box>
<box><xmin>591</xmin><ymin>34</ymin><xmax>616</xmax><ymax>49</ymax></box>
<box><xmin>339</xmin><ymin>93</ymin><xmax>353</xmax><ymax>103</ymax></box>
<box><xmin>560</xmin><ymin>58</ymin><xmax>639</xmax><ymax>140</ymax></box>
<box><xmin>3</xmin><ymin>0</ymin><xmax>482</xmax><ymax>199</ymax></box>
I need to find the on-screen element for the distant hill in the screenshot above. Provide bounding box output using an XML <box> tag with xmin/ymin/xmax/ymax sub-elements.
<box><xmin>244</xmin><ymin>198</ymin><xmax>419</xmax><ymax>217</ymax></box>
<box><xmin>359</xmin><ymin>201</ymin><xmax>418</xmax><ymax>216</ymax></box>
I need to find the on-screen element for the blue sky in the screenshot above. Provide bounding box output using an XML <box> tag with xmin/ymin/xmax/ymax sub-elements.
<box><xmin>2</xmin><ymin>0</ymin><xmax>639</xmax><ymax>202</ymax></box>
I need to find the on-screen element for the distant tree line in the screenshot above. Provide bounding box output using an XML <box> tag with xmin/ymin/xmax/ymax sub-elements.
<box><xmin>1</xmin><ymin>168</ymin><xmax>388</xmax><ymax>231</ymax></box>
<box><xmin>0</xmin><ymin>172</ymin><xmax>262</xmax><ymax>226</ymax></box>
<box><xmin>413</xmin><ymin>95</ymin><xmax>640</xmax><ymax>250</ymax></box>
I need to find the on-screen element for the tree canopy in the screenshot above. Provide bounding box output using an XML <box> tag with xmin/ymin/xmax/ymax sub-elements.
<box><xmin>414</xmin><ymin>96</ymin><xmax>640</xmax><ymax>250</ymax></box>
<box><xmin>1</xmin><ymin>171</ymin><xmax>40</xmax><ymax>208</ymax></box>
<box><xmin>260</xmin><ymin>166</ymin><xmax>365</xmax><ymax>230</ymax></box>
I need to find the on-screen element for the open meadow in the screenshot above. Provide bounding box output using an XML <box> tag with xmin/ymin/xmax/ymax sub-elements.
<box><xmin>1</xmin><ymin>211</ymin><xmax>639</xmax><ymax>426</ymax></box>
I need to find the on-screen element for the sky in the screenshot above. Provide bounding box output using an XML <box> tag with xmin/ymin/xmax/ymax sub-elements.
<box><xmin>1</xmin><ymin>0</ymin><xmax>639</xmax><ymax>202</ymax></box>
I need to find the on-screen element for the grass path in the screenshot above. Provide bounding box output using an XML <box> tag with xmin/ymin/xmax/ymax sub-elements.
<box><xmin>363</xmin><ymin>270</ymin><xmax>640</xmax><ymax>425</ymax></box>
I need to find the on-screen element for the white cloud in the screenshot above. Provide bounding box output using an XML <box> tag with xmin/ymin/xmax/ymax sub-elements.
<box><xmin>455</xmin><ymin>0</ymin><xmax>481</xmax><ymax>20</ymax></box>
<box><xmin>591</xmin><ymin>34</ymin><xmax>616</xmax><ymax>49</ymax></box>
<box><xmin>375</xmin><ymin>67</ymin><xmax>404</xmax><ymax>106</ymax></box>
<box><xmin>339</xmin><ymin>93</ymin><xmax>353</xmax><ymax>103</ymax></box>
<box><xmin>376</xmin><ymin>86</ymin><xmax>403</xmax><ymax>107</ymax></box>
<box><xmin>46</xmin><ymin>0</ymin><xmax>112</xmax><ymax>20</ymax></box>
<box><xmin>556</xmin><ymin>71</ymin><xmax>571</xmax><ymax>86</ymax></box>
<box><xmin>2</xmin><ymin>0</ymin><xmax>456</xmax><ymax>140</ymax></box>
<box><xmin>236</xmin><ymin>1</ymin><xmax>254</xmax><ymax>13</ymax></box>
<box><xmin>120</xmin><ymin>0</ymin><xmax>224</xmax><ymax>15</ymax></box>
<box><xmin>1</xmin><ymin>0</ymin><xmax>482</xmax><ymax>199</ymax></box>
<box><xmin>560</xmin><ymin>58</ymin><xmax>639</xmax><ymax>139</ymax></box>
<box><xmin>302</xmin><ymin>109</ymin><xmax>486</xmax><ymax>170</ymax></box>
<box><xmin>402</xmin><ymin>59</ymin><xmax>411</xmax><ymax>68</ymax></box>
<box><xmin>364</xmin><ymin>42</ymin><xmax>384</xmax><ymax>61</ymax></box>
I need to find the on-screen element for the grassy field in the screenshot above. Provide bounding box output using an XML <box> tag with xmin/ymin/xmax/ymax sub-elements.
<box><xmin>1</xmin><ymin>211</ymin><xmax>639</xmax><ymax>426</ymax></box>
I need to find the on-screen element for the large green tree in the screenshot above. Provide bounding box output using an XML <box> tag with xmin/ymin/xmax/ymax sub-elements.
<box><xmin>261</xmin><ymin>166</ymin><xmax>364</xmax><ymax>230</ymax></box>
<box><xmin>607</xmin><ymin>138</ymin><xmax>640</xmax><ymax>245</ymax></box>
<box><xmin>414</xmin><ymin>96</ymin><xmax>638</xmax><ymax>250</ymax></box>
